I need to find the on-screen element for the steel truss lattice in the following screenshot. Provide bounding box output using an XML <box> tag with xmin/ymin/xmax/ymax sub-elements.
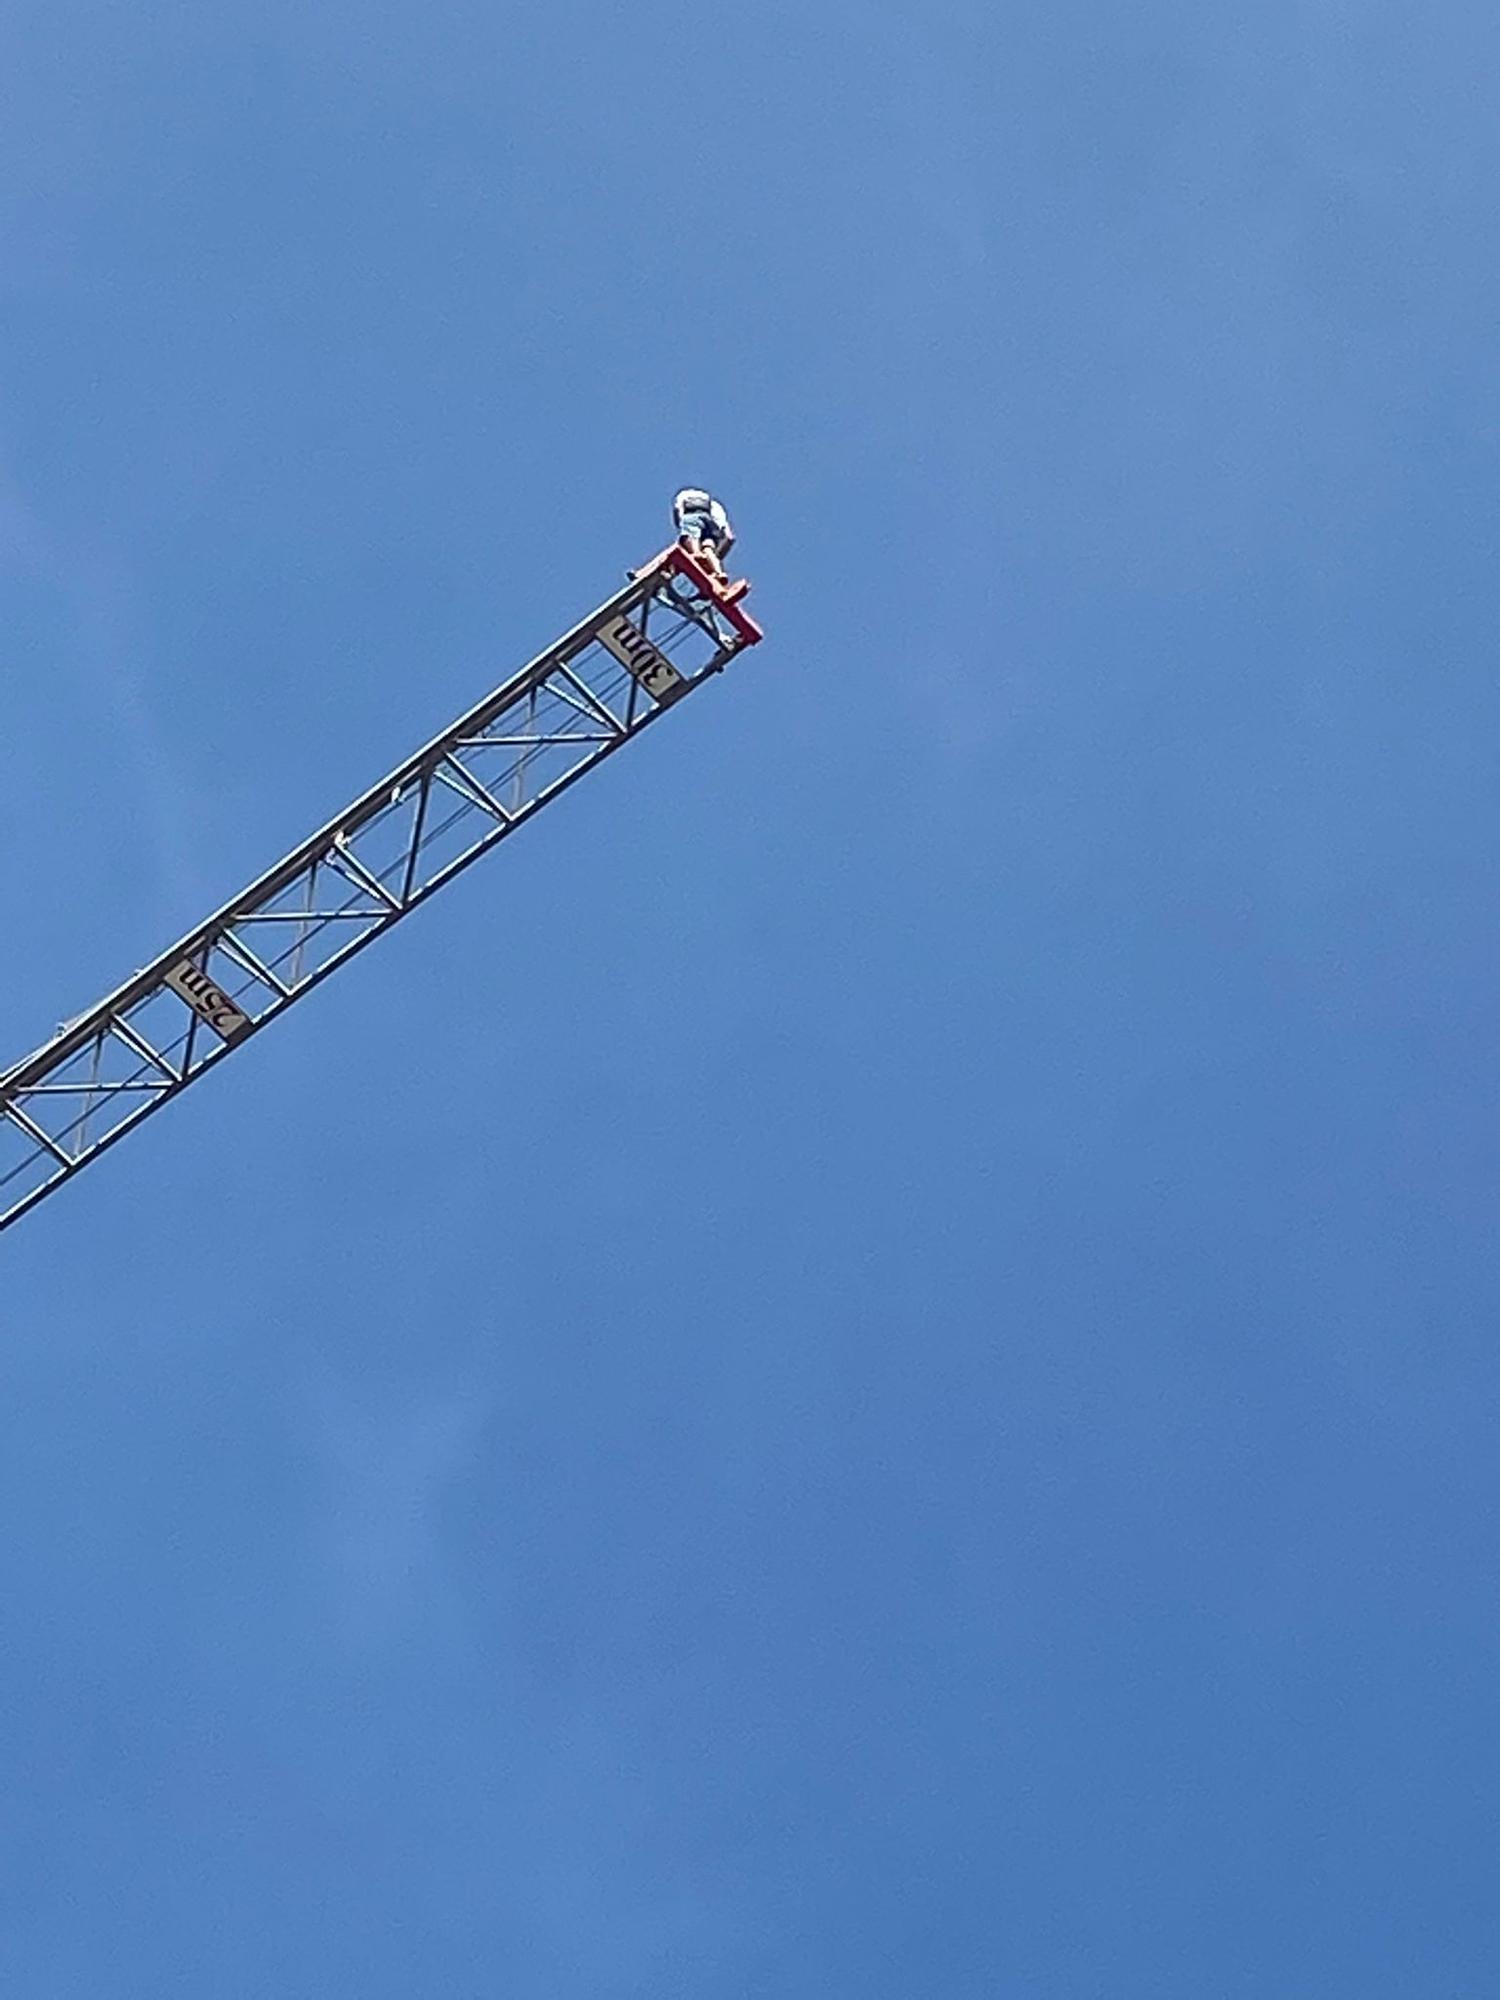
<box><xmin>0</xmin><ymin>545</ymin><xmax>761</xmax><ymax>1235</ymax></box>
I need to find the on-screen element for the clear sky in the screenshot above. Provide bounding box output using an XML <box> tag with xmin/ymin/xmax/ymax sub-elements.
<box><xmin>1</xmin><ymin>2</ymin><xmax>1497</xmax><ymax>1993</ymax></box>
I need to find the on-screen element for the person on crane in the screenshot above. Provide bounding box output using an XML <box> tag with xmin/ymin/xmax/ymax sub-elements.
<box><xmin>672</xmin><ymin>488</ymin><xmax>735</xmax><ymax>582</ymax></box>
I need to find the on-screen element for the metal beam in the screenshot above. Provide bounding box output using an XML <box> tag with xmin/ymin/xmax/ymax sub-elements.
<box><xmin>0</xmin><ymin>546</ymin><xmax>760</xmax><ymax>1236</ymax></box>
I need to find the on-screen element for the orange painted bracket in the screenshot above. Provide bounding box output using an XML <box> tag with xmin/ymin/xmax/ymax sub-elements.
<box><xmin>638</xmin><ymin>542</ymin><xmax>764</xmax><ymax>648</ymax></box>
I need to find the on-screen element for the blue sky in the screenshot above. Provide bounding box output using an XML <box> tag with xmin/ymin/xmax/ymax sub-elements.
<box><xmin>2</xmin><ymin>2</ymin><xmax>1498</xmax><ymax>1992</ymax></box>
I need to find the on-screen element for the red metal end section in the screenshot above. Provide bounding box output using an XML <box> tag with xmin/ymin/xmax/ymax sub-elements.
<box><xmin>640</xmin><ymin>542</ymin><xmax>764</xmax><ymax>647</ymax></box>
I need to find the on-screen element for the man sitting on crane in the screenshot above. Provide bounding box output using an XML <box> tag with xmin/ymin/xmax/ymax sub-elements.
<box><xmin>672</xmin><ymin>488</ymin><xmax>735</xmax><ymax>583</ymax></box>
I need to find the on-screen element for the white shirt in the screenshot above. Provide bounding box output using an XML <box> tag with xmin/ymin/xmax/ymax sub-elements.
<box><xmin>673</xmin><ymin>489</ymin><xmax>734</xmax><ymax>547</ymax></box>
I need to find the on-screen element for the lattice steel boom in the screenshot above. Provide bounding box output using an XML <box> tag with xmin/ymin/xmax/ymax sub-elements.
<box><xmin>0</xmin><ymin>538</ymin><xmax>763</xmax><ymax>1236</ymax></box>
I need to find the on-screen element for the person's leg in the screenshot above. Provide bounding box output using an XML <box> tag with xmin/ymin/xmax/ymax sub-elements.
<box><xmin>700</xmin><ymin>530</ymin><xmax>729</xmax><ymax>582</ymax></box>
<box><xmin>679</xmin><ymin>512</ymin><xmax>725</xmax><ymax>580</ymax></box>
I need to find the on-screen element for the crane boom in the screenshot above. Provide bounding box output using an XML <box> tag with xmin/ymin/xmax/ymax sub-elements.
<box><xmin>0</xmin><ymin>538</ymin><xmax>762</xmax><ymax>1237</ymax></box>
